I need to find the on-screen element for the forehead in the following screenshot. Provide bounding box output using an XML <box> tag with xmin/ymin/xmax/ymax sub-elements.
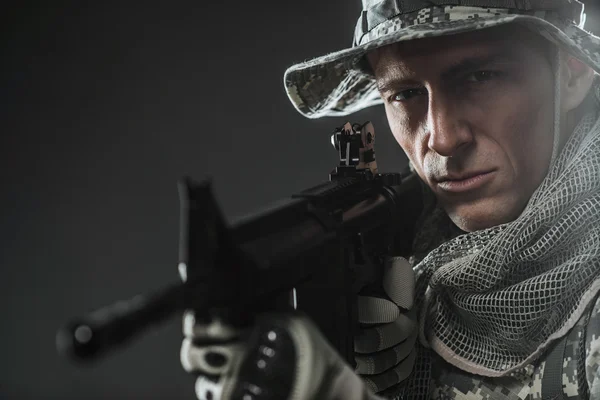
<box><xmin>367</xmin><ymin>25</ymin><xmax>548</xmax><ymax>77</ymax></box>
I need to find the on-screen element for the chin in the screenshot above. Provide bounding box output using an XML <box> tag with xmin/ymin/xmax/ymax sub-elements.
<box><xmin>445</xmin><ymin>197</ymin><xmax>526</xmax><ymax>233</ymax></box>
<box><xmin>450</xmin><ymin>215</ymin><xmax>497</xmax><ymax>233</ymax></box>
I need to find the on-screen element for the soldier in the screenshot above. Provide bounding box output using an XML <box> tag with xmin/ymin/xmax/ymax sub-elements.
<box><xmin>181</xmin><ymin>1</ymin><xmax>600</xmax><ymax>399</ymax></box>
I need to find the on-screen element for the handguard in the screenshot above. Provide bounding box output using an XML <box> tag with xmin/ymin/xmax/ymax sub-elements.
<box><xmin>56</xmin><ymin>121</ymin><xmax>423</xmax><ymax>369</ymax></box>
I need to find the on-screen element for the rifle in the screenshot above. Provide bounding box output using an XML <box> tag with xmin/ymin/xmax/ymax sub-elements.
<box><xmin>56</xmin><ymin>121</ymin><xmax>423</xmax><ymax>368</ymax></box>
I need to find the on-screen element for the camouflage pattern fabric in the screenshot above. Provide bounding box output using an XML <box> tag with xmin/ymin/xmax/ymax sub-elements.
<box><xmin>375</xmin><ymin>78</ymin><xmax>600</xmax><ymax>398</ymax></box>
<box><xmin>283</xmin><ymin>2</ymin><xmax>600</xmax><ymax>119</ymax></box>
<box><xmin>282</xmin><ymin>1</ymin><xmax>600</xmax><ymax>398</ymax></box>
<box><xmin>587</xmin><ymin>298</ymin><xmax>600</xmax><ymax>398</ymax></box>
<box><xmin>415</xmin><ymin>293</ymin><xmax>600</xmax><ymax>399</ymax></box>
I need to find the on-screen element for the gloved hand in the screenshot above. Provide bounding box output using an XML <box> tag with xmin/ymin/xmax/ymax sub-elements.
<box><xmin>355</xmin><ymin>256</ymin><xmax>417</xmax><ymax>394</ymax></box>
<box><xmin>181</xmin><ymin>311</ymin><xmax>383</xmax><ymax>400</ymax></box>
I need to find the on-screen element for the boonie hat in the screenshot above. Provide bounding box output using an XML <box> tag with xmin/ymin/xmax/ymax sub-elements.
<box><xmin>284</xmin><ymin>0</ymin><xmax>600</xmax><ymax>119</ymax></box>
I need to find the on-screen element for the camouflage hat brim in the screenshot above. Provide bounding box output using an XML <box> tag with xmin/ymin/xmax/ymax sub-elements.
<box><xmin>284</xmin><ymin>6</ymin><xmax>600</xmax><ymax>119</ymax></box>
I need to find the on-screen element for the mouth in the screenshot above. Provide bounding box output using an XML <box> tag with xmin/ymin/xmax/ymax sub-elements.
<box><xmin>436</xmin><ymin>170</ymin><xmax>496</xmax><ymax>193</ymax></box>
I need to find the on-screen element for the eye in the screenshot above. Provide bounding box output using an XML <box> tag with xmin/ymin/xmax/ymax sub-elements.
<box><xmin>390</xmin><ymin>87</ymin><xmax>427</xmax><ymax>102</ymax></box>
<box><xmin>465</xmin><ymin>70</ymin><xmax>501</xmax><ymax>83</ymax></box>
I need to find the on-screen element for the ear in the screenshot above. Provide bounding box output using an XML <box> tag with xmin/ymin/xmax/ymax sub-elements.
<box><xmin>561</xmin><ymin>53</ymin><xmax>595</xmax><ymax>113</ymax></box>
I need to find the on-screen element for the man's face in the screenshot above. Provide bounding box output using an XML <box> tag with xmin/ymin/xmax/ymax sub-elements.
<box><xmin>368</xmin><ymin>27</ymin><xmax>556</xmax><ymax>232</ymax></box>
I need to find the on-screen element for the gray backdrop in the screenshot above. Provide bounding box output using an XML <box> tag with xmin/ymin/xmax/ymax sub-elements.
<box><xmin>2</xmin><ymin>2</ymin><xmax>599</xmax><ymax>399</ymax></box>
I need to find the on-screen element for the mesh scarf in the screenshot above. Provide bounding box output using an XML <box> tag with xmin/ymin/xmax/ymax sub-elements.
<box><xmin>408</xmin><ymin>78</ymin><xmax>600</xmax><ymax>381</ymax></box>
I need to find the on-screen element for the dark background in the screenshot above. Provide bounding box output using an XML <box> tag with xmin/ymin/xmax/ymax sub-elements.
<box><xmin>2</xmin><ymin>2</ymin><xmax>600</xmax><ymax>399</ymax></box>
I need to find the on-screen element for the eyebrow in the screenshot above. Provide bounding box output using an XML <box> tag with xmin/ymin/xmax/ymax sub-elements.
<box><xmin>376</xmin><ymin>49</ymin><xmax>518</xmax><ymax>93</ymax></box>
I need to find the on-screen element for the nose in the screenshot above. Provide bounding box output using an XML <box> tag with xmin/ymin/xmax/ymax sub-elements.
<box><xmin>426</xmin><ymin>92</ymin><xmax>473</xmax><ymax>157</ymax></box>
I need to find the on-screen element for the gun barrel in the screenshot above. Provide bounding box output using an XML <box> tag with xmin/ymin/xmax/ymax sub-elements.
<box><xmin>56</xmin><ymin>173</ymin><xmax>422</xmax><ymax>363</ymax></box>
<box><xmin>56</xmin><ymin>282</ymin><xmax>186</xmax><ymax>361</ymax></box>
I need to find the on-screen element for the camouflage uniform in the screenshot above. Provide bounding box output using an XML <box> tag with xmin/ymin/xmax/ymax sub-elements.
<box><xmin>402</xmin><ymin>81</ymin><xmax>600</xmax><ymax>395</ymax></box>
<box><xmin>403</xmin><ymin>166</ymin><xmax>600</xmax><ymax>400</ymax></box>
<box><xmin>426</xmin><ymin>295</ymin><xmax>600</xmax><ymax>399</ymax></box>
<box><xmin>282</xmin><ymin>1</ymin><xmax>600</xmax><ymax>399</ymax></box>
<box><xmin>403</xmin><ymin>148</ymin><xmax>600</xmax><ymax>399</ymax></box>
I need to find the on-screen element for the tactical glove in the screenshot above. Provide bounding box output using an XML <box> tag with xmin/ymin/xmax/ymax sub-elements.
<box><xmin>355</xmin><ymin>256</ymin><xmax>418</xmax><ymax>394</ymax></box>
<box><xmin>181</xmin><ymin>312</ymin><xmax>384</xmax><ymax>400</ymax></box>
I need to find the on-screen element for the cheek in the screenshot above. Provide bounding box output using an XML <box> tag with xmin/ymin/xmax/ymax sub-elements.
<box><xmin>498</xmin><ymin>83</ymin><xmax>554</xmax><ymax>182</ymax></box>
<box><xmin>387</xmin><ymin>112</ymin><xmax>431</xmax><ymax>186</ymax></box>
<box><xmin>385</xmin><ymin>104</ymin><xmax>423</xmax><ymax>165</ymax></box>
